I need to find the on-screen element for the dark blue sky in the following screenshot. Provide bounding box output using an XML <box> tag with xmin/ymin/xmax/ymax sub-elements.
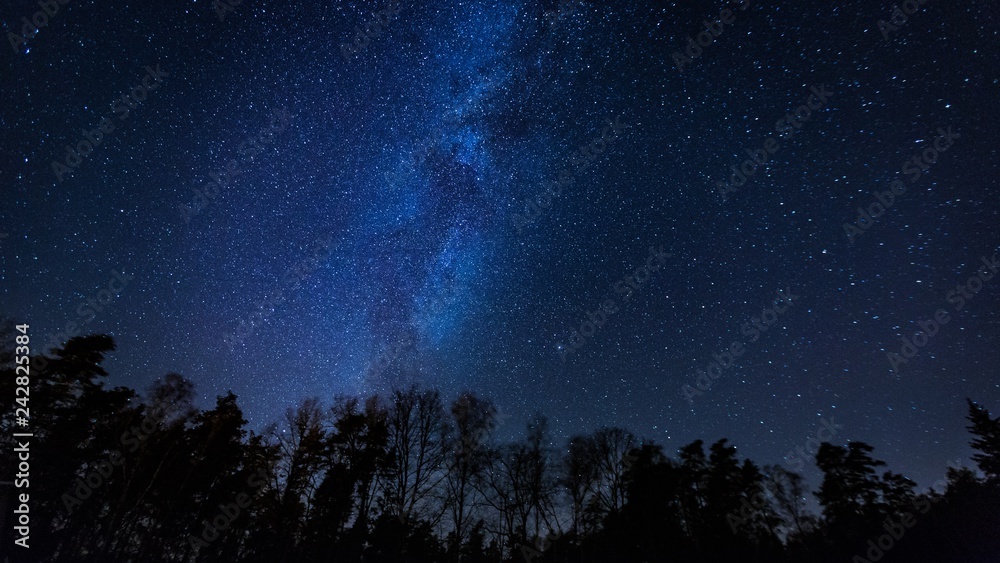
<box><xmin>4</xmin><ymin>0</ymin><xmax>1000</xmax><ymax>493</ymax></box>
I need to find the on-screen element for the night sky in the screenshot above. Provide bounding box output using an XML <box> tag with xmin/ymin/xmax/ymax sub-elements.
<box><xmin>4</xmin><ymin>0</ymin><xmax>1000</xmax><ymax>494</ymax></box>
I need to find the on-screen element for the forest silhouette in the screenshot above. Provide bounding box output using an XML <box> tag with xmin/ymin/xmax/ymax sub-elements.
<box><xmin>1</xmin><ymin>332</ymin><xmax>998</xmax><ymax>562</ymax></box>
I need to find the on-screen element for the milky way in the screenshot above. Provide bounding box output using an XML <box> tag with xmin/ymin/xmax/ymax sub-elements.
<box><xmin>4</xmin><ymin>0</ymin><xmax>1000</xmax><ymax>492</ymax></box>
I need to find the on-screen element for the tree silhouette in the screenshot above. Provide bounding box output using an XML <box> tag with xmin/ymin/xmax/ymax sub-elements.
<box><xmin>3</xmin><ymin>332</ymin><xmax>999</xmax><ymax>562</ymax></box>
<box><xmin>967</xmin><ymin>399</ymin><xmax>1000</xmax><ymax>481</ymax></box>
<box><xmin>444</xmin><ymin>391</ymin><xmax>495</xmax><ymax>559</ymax></box>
